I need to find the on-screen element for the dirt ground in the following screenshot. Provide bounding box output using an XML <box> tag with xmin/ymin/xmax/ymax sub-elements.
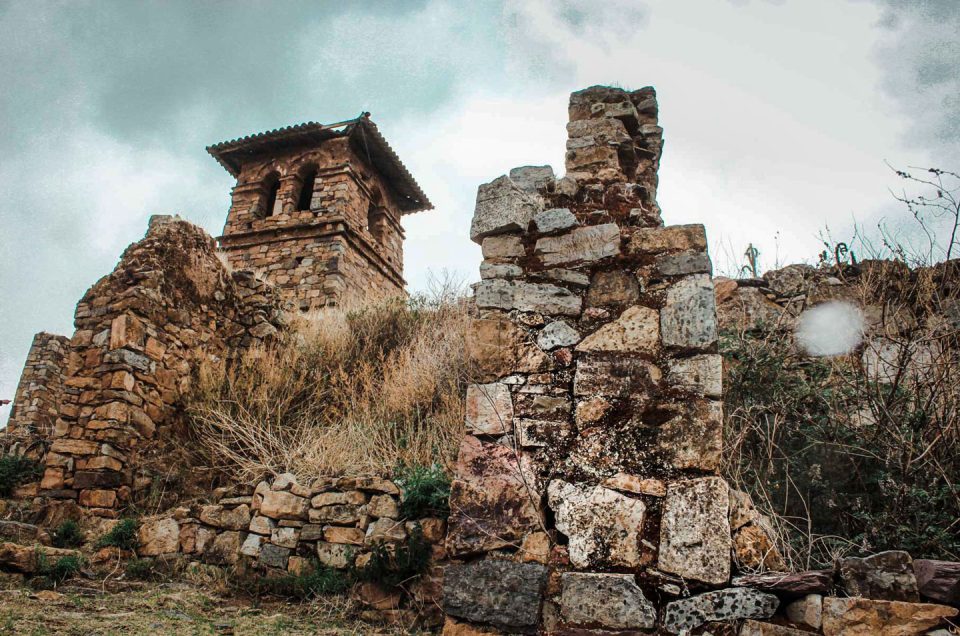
<box><xmin>0</xmin><ymin>579</ymin><xmax>418</xmax><ymax>636</ymax></box>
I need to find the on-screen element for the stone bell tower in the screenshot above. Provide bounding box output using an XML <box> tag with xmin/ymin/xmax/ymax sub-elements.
<box><xmin>208</xmin><ymin>114</ymin><xmax>432</xmax><ymax>310</ymax></box>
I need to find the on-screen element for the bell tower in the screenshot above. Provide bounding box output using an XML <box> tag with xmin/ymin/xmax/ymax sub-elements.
<box><xmin>208</xmin><ymin>114</ymin><xmax>432</xmax><ymax>310</ymax></box>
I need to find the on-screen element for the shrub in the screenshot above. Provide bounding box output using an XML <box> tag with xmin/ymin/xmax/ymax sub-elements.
<box><xmin>394</xmin><ymin>463</ymin><xmax>451</xmax><ymax>519</ymax></box>
<box><xmin>356</xmin><ymin>527</ymin><xmax>431</xmax><ymax>589</ymax></box>
<box><xmin>187</xmin><ymin>279</ymin><xmax>474</xmax><ymax>480</ymax></box>
<box><xmin>125</xmin><ymin>558</ymin><xmax>160</xmax><ymax>581</ymax></box>
<box><xmin>259</xmin><ymin>562</ymin><xmax>351</xmax><ymax>600</ymax></box>
<box><xmin>35</xmin><ymin>553</ymin><xmax>84</xmax><ymax>587</ymax></box>
<box><xmin>722</xmin><ymin>261</ymin><xmax>960</xmax><ymax>565</ymax></box>
<box><xmin>0</xmin><ymin>456</ymin><xmax>42</xmax><ymax>496</ymax></box>
<box><xmin>51</xmin><ymin>520</ymin><xmax>85</xmax><ymax>549</ymax></box>
<box><xmin>96</xmin><ymin>519</ymin><xmax>139</xmax><ymax>550</ymax></box>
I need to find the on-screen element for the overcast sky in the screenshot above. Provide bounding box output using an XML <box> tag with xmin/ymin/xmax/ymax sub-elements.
<box><xmin>1</xmin><ymin>0</ymin><xmax>957</xmax><ymax>422</ymax></box>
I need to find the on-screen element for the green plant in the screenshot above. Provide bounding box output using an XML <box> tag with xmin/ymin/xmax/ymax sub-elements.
<box><xmin>0</xmin><ymin>456</ymin><xmax>42</xmax><ymax>496</ymax></box>
<box><xmin>96</xmin><ymin>518</ymin><xmax>139</xmax><ymax>550</ymax></box>
<box><xmin>35</xmin><ymin>553</ymin><xmax>84</xmax><ymax>587</ymax></box>
<box><xmin>356</xmin><ymin>527</ymin><xmax>431</xmax><ymax>589</ymax></box>
<box><xmin>259</xmin><ymin>562</ymin><xmax>351</xmax><ymax>600</ymax></box>
<box><xmin>51</xmin><ymin>520</ymin><xmax>84</xmax><ymax>549</ymax></box>
<box><xmin>394</xmin><ymin>463</ymin><xmax>451</xmax><ymax>519</ymax></box>
<box><xmin>125</xmin><ymin>558</ymin><xmax>160</xmax><ymax>581</ymax></box>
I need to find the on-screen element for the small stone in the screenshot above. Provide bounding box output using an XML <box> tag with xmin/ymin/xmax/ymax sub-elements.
<box><xmin>365</xmin><ymin>518</ymin><xmax>407</xmax><ymax>545</ymax></box>
<box><xmin>259</xmin><ymin>491</ymin><xmax>308</xmax><ymax>520</ymax></box>
<box><xmin>560</xmin><ymin>572</ymin><xmax>656</xmax><ymax>630</ymax></box>
<box><xmin>481</xmin><ymin>235</ymin><xmax>525</xmax><ymax>260</ymax></box>
<box><xmin>602</xmin><ymin>473</ymin><xmax>666</xmax><ymax>497</ymax></box>
<box><xmin>576</xmin><ymin>305</ymin><xmax>659</xmax><ymax>354</ymax></box>
<box><xmin>366</xmin><ymin>494</ymin><xmax>399</xmax><ymax>519</ymax></box>
<box><xmin>465</xmin><ymin>383</ymin><xmax>513</xmax><ymax>435</ymax></box>
<box><xmin>740</xmin><ymin>620</ymin><xmax>809</xmax><ymax>636</ymax></box>
<box><xmin>270</xmin><ymin>526</ymin><xmax>299</xmax><ymax>548</ymax></box>
<box><xmin>519</xmin><ymin>532</ymin><xmax>550</xmax><ymax>564</ymax></box>
<box><xmin>658</xmin><ymin>477</ymin><xmax>731</xmax><ymax>585</ymax></box>
<box><xmin>323</xmin><ymin>526</ymin><xmax>364</xmax><ymax>545</ymax></box>
<box><xmin>355</xmin><ymin>581</ymin><xmax>402</xmax><ymax>610</ymax></box>
<box><xmin>137</xmin><ymin>518</ymin><xmax>179</xmax><ymax>556</ymax></box>
<box><xmin>271</xmin><ymin>472</ymin><xmax>298</xmax><ymax>491</ymax></box>
<box><xmin>663</xmin><ymin>588</ymin><xmax>779</xmax><ymax>634</ymax></box>
<box><xmin>734</xmin><ymin>523</ymin><xmax>787</xmax><ymax>572</ymax></box>
<box><xmin>248</xmin><ymin>515</ymin><xmax>275</xmax><ymax>535</ymax></box>
<box><xmin>785</xmin><ymin>594</ymin><xmax>823</xmax><ymax>630</ymax></box>
<box><xmin>311</xmin><ymin>491</ymin><xmax>366</xmax><ymax>507</ymax></box>
<box><xmin>586</xmin><ymin>270</ymin><xmax>640</xmax><ymax>308</ymax></box>
<box><xmin>532</xmin><ymin>208</ymin><xmax>577</xmax><ymax>234</ymax></box>
<box><xmin>316</xmin><ymin>542</ymin><xmax>355</xmax><ymax>568</ymax></box>
<box><xmin>239</xmin><ymin>533</ymin><xmax>263</xmax><ymax>557</ymax></box>
<box><xmin>575</xmin><ymin>396</ymin><xmax>611</xmax><ymax>425</ymax></box>
<box><xmin>548</xmin><ymin>480</ymin><xmax>646</xmax><ymax>568</ymax></box>
<box><xmin>536</xmin><ymin>321</ymin><xmax>580</xmax><ymax>350</ymax></box>
<box><xmin>840</xmin><ymin>550</ymin><xmax>919</xmax><ymax>602</ymax></box>
<box><xmin>821</xmin><ymin>597</ymin><xmax>957</xmax><ymax>636</ymax></box>
<box><xmin>259</xmin><ymin>543</ymin><xmax>290</xmax><ymax>569</ymax></box>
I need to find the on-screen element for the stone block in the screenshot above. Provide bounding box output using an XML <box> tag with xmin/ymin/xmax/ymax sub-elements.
<box><xmin>475</xmin><ymin>280</ymin><xmax>581</xmax><ymax>316</ymax></box>
<box><xmin>239</xmin><ymin>532</ymin><xmax>263</xmax><ymax>557</ymax></box>
<box><xmin>625</xmin><ymin>224</ymin><xmax>707</xmax><ymax>255</ymax></box>
<box><xmin>576</xmin><ymin>305</ymin><xmax>659</xmax><ymax>354</ymax></box>
<box><xmin>536</xmin><ymin>321</ymin><xmax>580</xmax><ymax>350</ymax></box>
<box><xmin>658</xmin><ymin>477</ymin><xmax>731</xmax><ymax>585</ymax></box>
<box><xmin>740</xmin><ymin>620</ymin><xmax>809</xmax><ymax>636</ymax></box>
<box><xmin>573</xmin><ymin>356</ymin><xmax>661</xmax><ymax>398</ymax></box>
<box><xmin>466</xmin><ymin>317</ymin><xmax>523</xmax><ymax>382</ymax></box>
<box><xmin>470</xmin><ymin>168</ymin><xmax>550</xmax><ymax>243</ymax></box>
<box><xmin>137</xmin><ymin>518</ymin><xmax>179</xmax><ymax>556</ymax></box>
<box><xmin>840</xmin><ymin>550</ymin><xmax>919</xmax><ymax>602</ymax></box>
<box><xmin>821</xmin><ymin>597</ymin><xmax>957</xmax><ymax>636</ymax></box>
<box><xmin>731</xmin><ymin>570</ymin><xmax>833</xmax><ymax>595</ymax></box>
<box><xmin>601</xmin><ymin>473</ymin><xmax>666</xmax><ymax>497</ymax></box>
<box><xmin>323</xmin><ymin>526</ymin><xmax>364</xmax><ymax>545</ymax></box>
<box><xmin>653</xmin><ymin>249</ymin><xmax>712</xmax><ymax>276</ymax></box>
<box><xmin>481</xmin><ymin>235</ymin><xmax>524</xmax><ymax>260</ymax></box>
<box><xmin>270</xmin><ymin>526</ymin><xmax>299</xmax><ymax>548</ymax></box>
<box><xmin>310</xmin><ymin>491</ymin><xmax>366</xmax><ymax>507</ymax></box>
<box><xmin>442</xmin><ymin>560</ymin><xmax>547</xmax><ymax>633</ymax></box>
<box><xmin>465</xmin><ymin>383</ymin><xmax>513</xmax><ymax>435</ymax></box>
<box><xmin>785</xmin><ymin>594</ymin><xmax>823</xmax><ymax>630</ymax></box>
<box><xmin>445</xmin><ymin>436</ymin><xmax>542</xmax><ymax>556</ymax></box>
<box><xmin>206</xmin><ymin>531</ymin><xmax>243</xmax><ymax>565</ymax></box>
<box><xmin>661</xmin><ymin>274</ymin><xmax>718</xmax><ymax>350</ymax></box>
<box><xmin>365</xmin><ymin>518</ymin><xmax>407</xmax><ymax>545</ymax></box>
<box><xmin>560</xmin><ymin>572</ymin><xmax>656</xmax><ymax>630</ymax></box>
<box><xmin>548</xmin><ymin>480</ymin><xmax>646</xmax><ymax>569</ymax></box>
<box><xmin>656</xmin><ymin>401</ymin><xmax>722</xmax><ymax>471</ymax></box>
<box><xmin>366</xmin><ymin>494</ymin><xmax>399</xmax><ymax>519</ymax></box>
<box><xmin>532</xmin><ymin>208</ymin><xmax>577</xmax><ymax>234</ymax></box>
<box><xmin>248</xmin><ymin>515</ymin><xmax>275</xmax><ymax>535</ymax></box>
<box><xmin>662</xmin><ymin>588</ymin><xmax>779</xmax><ymax>634</ymax></box>
<box><xmin>309</xmin><ymin>504</ymin><xmax>361</xmax><ymax>525</ymax></box>
<box><xmin>586</xmin><ymin>270</ymin><xmax>640</xmax><ymax>308</ymax></box>
<box><xmin>316</xmin><ymin>541</ymin><xmax>355</xmax><ymax>569</ymax></box>
<box><xmin>258</xmin><ymin>490</ymin><xmax>308</xmax><ymax>520</ymax></box>
<box><xmin>667</xmin><ymin>354</ymin><xmax>722</xmax><ymax>398</ymax></box>
<box><xmin>534</xmin><ymin>223</ymin><xmax>620</xmax><ymax>267</ymax></box>
<box><xmin>259</xmin><ymin>543</ymin><xmax>290</xmax><ymax>569</ymax></box>
<box><xmin>914</xmin><ymin>559</ymin><xmax>960</xmax><ymax>606</ymax></box>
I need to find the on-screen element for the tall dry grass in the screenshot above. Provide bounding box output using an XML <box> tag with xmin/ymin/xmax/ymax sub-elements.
<box><xmin>187</xmin><ymin>280</ymin><xmax>473</xmax><ymax>482</ymax></box>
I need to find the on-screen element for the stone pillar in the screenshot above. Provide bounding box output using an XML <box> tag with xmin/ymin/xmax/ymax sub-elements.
<box><xmin>6</xmin><ymin>332</ymin><xmax>70</xmax><ymax>437</ymax></box>
<box><xmin>443</xmin><ymin>86</ymin><xmax>729</xmax><ymax>634</ymax></box>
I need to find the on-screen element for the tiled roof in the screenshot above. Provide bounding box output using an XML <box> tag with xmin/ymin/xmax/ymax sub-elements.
<box><xmin>206</xmin><ymin>114</ymin><xmax>432</xmax><ymax>214</ymax></box>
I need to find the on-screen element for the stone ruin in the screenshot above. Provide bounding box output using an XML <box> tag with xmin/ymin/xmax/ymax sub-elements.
<box><xmin>2</xmin><ymin>87</ymin><xmax>958</xmax><ymax>635</ymax></box>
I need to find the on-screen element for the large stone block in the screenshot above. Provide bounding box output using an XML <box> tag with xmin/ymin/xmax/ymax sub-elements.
<box><xmin>656</xmin><ymin>401</ymin><xmax>723</xmax><ymax>471</ymax></box>
<box><xmin>475</xmin><ymin>280</ymin><xmax>581</xmax><ymax>316</ymax></box>
<box><xmin>470</xmin><ymin>167</ymin><xmax>552</xmax><ymax>243</ymax></box>
<box><xmin>465</xmin><ymin>383</ymin><xmax>513</xmax><ymax>435</ymax></box>
<box><xmin>466</xmin><ymin>317</ymin><xmax>523</xmax><ymax>382</ymax></box>
<box><xmin>661</xmin><ymin>274</ymin><xmax>718</xmax><ymax>350</ymax></box>
<box><xmin>548</xmin><ymin>480</ymin><xmax>646</xmax><ymax>568</ymax></box>
<box><xmin>560</xmin><ymin>572</ymin><xmax>656</xmax><ymax>630</ymax></box>
<box><xmin>821</xmin><ymin>597</ymin><xmax>957</xmax><ymax>636</ymax></box>
<box><xmin>667</xmin><ymin>354</ymin><xmax>722</xmax><ymax>398</ymax></box>
<box><xmin>662</xmin><ymin>588</ymin><xmax>779</xmax><ymax>634</ymax></box>
<box><xmin>137</xmin><ymin>518</ymin><xmax>179</xmax><ymax>556</ymax></box>
<box><xmin>576</xmin><ymin>305</ymin><xmax>660</xmax><ymax>355</ymax></box>
<box><xmin>658</xmin><ymin>477</ymin><xmax>731</xmax><ymax>585</ymax></box>
<box><xmin>914</xmin><ymin>559</ymin><xmax>960</xmax><ymax>606</ymax></box>
<box><xmin>573</xmin><ymin>356</ymin><xmax>661</xmax><ymax>398</ymax></box>
<box><xmin>534</xmin><ymin>223</ymin><xmax>620</xmax><ymax>267</ymax></box>
<box><xmin>532</xmin><ymin>208</ymin><xmax>577</xmax><ymax>234</ymax></box>
<box><xmin>442</xmin><ymin>560</ymin><xmax>547</xmax><ymax>633</ymax></box>
<box><xmin>259</xmin><ymin>490</ymin><xmax>308</xmax><ymax>520</ymax></box>
<box><xmin>445</xmin><ymin>436</ymin><xmax>543</xmax><ymax>556</ymax></box>
<box><xmin>625</xmin><ymin>224</ymin><xmax>707</xmax><ymax>255</ymax></box>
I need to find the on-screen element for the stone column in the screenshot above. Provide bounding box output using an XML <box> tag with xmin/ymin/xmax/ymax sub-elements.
<box><xmin>443</xmin><ymin>86</ymin><xmax>729</xmax><ymax>634</ymax></box>
<box><xmin>6</xmin><ymin>332</ymin><xmax>70</xmax><ymax>438</ymax></box>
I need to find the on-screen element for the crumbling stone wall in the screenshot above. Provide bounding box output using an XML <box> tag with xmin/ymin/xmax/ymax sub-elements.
<box><xmin>440</xmin><ymin>86</ymin><xmax>960</xmax><ymax>635</ymax></box>
<box><xmin>6</xmin><ymin>332</ymin><xmax>70</xmax><ymax>437</ymax></box>
<box><xmin>25</xmin><ymin>216</ymin><xmax>286</xmax><ymax>517</ymax></box>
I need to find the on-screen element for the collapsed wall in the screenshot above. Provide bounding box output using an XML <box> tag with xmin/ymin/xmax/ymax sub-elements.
<box><xmin>440</xmin><ymin>86</ymin><xmax>960</xmax><ymax>635</ymax></box>
<box><xmin>13</xmin><ymin>216</ymin><xmax>286</xmax><ymax>516</ymax></box>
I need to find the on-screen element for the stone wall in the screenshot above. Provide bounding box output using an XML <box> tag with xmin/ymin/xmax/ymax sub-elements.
<box><xmin>440</xmin><ymin>86</ymin><xmax>960</xmax><ymax>635</ymax></box>
<box><xmin>6</xmin><ymin>332</ymin><xmax>70</xmax><ymax>437</ymax></box>
<box><xmin>17</xmin><ymin>216</ymin><xmax>286</xmax><ymax>517</ymax></box>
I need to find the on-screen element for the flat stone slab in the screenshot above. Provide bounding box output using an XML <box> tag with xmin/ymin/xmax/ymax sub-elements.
<box><xmin>535</xmin><ymin>223</ymin><xmax>620</xmax><ymax>267</ymax></box>
<box><xmin>821</xmin><ymin>597</ymin><xmax>958</xmax><ymax>636</ymax></box>
<box><xmin>560</xmin><ymin>572</ymin><xmax>656</xmax><ymax>629</ymax></box>
<box><xmin>914</xmin><ymin>559</ymin><xmax>960</xmax><ymax>606</ymax></box>
<box><xmin>841</xmin><ymin>550</ymin><xmax>919</xmax><ymax>602</ymax></box>
<box><xmin>658</xmin><ymin>476</ymin><xmax>731</xmax><ymax>585</ymax></box>
<box><xmin>662</xmin><ymin>588</ymin><xmax>779</xmax><ymax>634</ymax></box>
<box><xmin>732</xmin><ymin>570</ymin><xmax>834</xmax><ymax>595</ymax></box>
<box><xmin>442</xmin><ymin>560</ymin><xmax>548</xmax><ymax>633</ymax></box>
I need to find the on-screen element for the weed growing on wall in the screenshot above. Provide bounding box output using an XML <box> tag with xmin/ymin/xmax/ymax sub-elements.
<box><xmin>356</xmin><ymin>527</ymin><xmax>431</xmax><ymax>589</ymax></box>
<box><xmin>394</xmin><ymin>463</ymin><xmax>451</xmax><ymax>520</ymax></box>
<box><xmin>96</xmin><ymin>519</ymin><xmax>139</xmax><ymax>551</ymax></box>
<box><xmin>51</xmin><ymin>520</ymin><xmax>84</xmax><ymax>549</ymax></box>
<box><xmin>0</xmin><ymin>456</ymin><xmax>41</xmax><ymax>496</ymax></box>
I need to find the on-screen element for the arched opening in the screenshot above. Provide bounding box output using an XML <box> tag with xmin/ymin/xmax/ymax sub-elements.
<box><xmin>296</xmin><ymin>166</ymin><xmax>317</xmax><ymax>211</ymax></box>
<box><xmin>367</xmin><ymin>202</ymin><xmax>383</xmax><ymax>243</ymax></box>
<box><xmin>261</xmin><ymin>172</ymin><xmax>281</xmax><ymax>218</ymax></box>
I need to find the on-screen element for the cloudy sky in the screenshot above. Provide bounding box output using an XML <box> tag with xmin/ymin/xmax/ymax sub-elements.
<box><xmin>1</xmin><ymin>0</ymin><xmax>957</xmax><ymax>422</ymax></box>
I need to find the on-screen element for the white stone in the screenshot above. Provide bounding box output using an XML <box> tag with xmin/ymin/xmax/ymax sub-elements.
<box><xmin>548</xmin><ymin>480</ymin><xmax>646</xmax><ymax>568</ymax></box>
<box><xmin>535</xmin><ymin>223</ymin><xmax>620</xmax><ymax>267</ymax></box>
<box><xmin>470</xmin><ymin>166</ymin><xmax>553</xmax><ymax>243</ymax></box>
<box><xmin>537</xmin><ymin>321</ymin><xmax>580</xmax><ymax>350</ymax></box>
<box><xmin>465</xmin><ymin>383</ymin><xmax>513</xmax><ymax>435</ymax></box>
<box><xmin>240</xmin><ymin>533</ymin><xmax>263</xmax><ymax>557</ymax></box>
<box><xmin>661</xmin><ymin>274</ymin><xmax>718</xmax><ymax>349</ymax></box>
<box><xmin>658</xmin><ymin>476</ymin><xmax>731</xmax><ymax>585</ymax></box>
<box><xmin>475</xmin><ymin>279</ymin><xmax>581</xmax><ymax>316</ymax></box>
<box><xmin>533</xmin><ymin>208</ymin><xmax>577</xmax><ymax>234</ymax></box>
<box><xmin>560</xmin><ymin>572</ymin><xmax>656</xmax><ymax>629</ymax></box>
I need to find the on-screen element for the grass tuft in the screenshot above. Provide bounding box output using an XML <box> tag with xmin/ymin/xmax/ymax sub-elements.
<box><xmin>0</xmin><ymin>456</ymin><xmax>42</xmax><ymax>496</ymax></box>
<box><xmin>394</xmin><ymin>463</ymin><xmax>451</xmax><ymax>520</ymax></box>
<box><xmin>96</xmin><ymin>519</ymin><xmax>139</xmax><ymax>550</ymax></box>
<box><xmin>51</xmin><ymin>520</ymin><xmax>85</xmax><ymax>549</ymax></box>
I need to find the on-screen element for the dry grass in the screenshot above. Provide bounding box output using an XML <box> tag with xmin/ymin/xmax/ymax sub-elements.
<box><xmin>186</xmin><ymin>280</ymin><xmax>473</xmax><ymax>482</ymax></box>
